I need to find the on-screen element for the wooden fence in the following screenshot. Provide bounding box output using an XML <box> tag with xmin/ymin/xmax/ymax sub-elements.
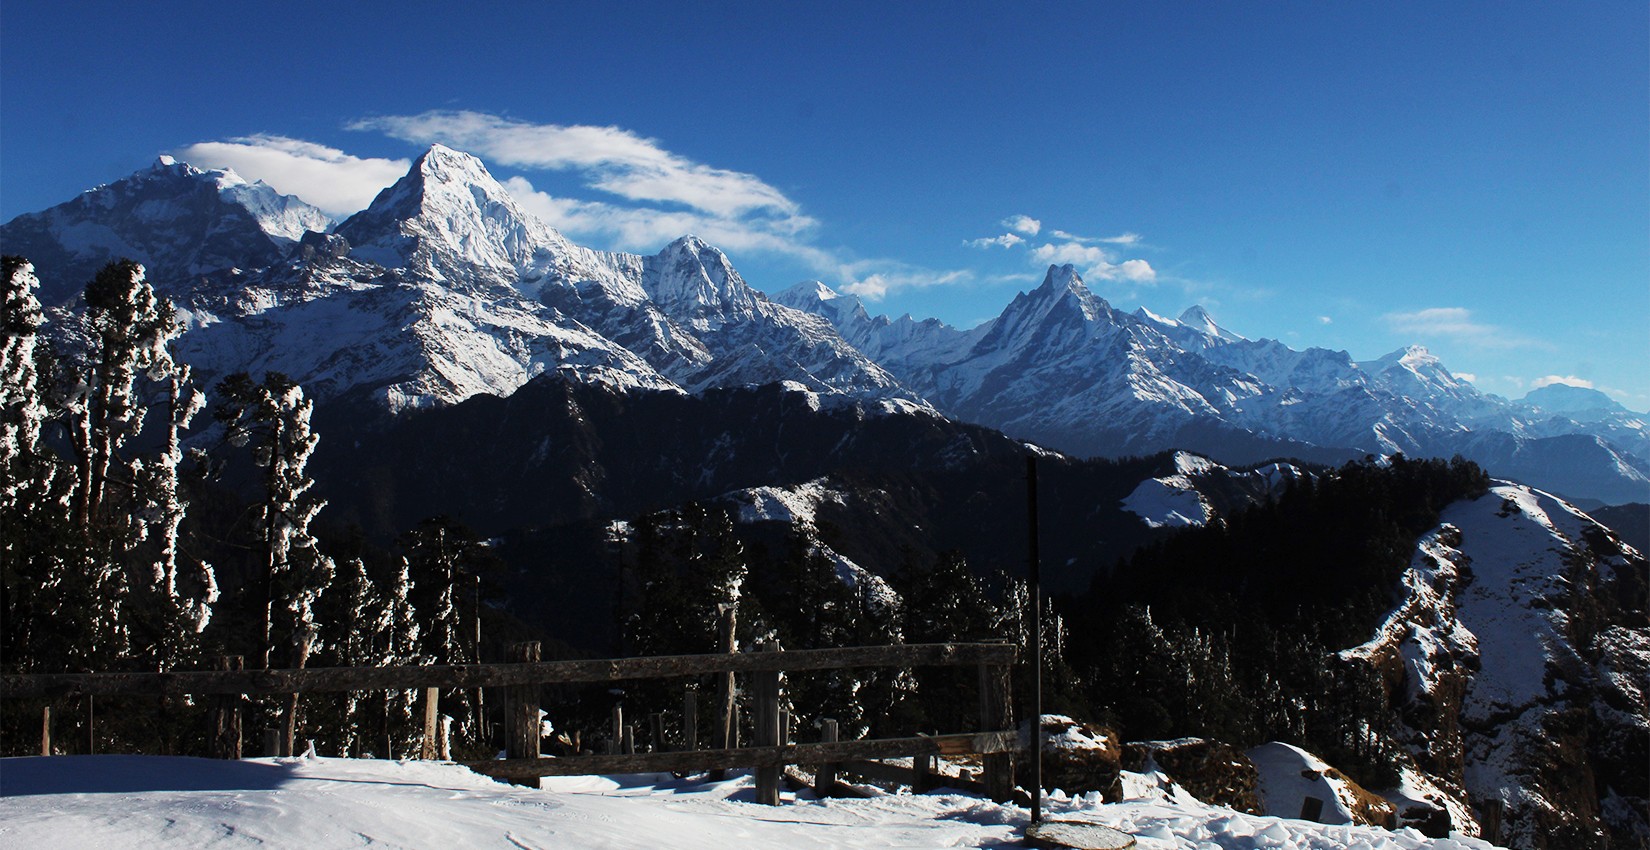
<box><xmin>2</xmin><ymin>640</ymin><xmax>1019</xmax><ymax>806</ymax></box>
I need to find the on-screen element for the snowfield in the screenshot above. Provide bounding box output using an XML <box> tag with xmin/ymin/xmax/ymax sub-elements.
<box><xmin>0</xmin><ymin>754</ymin><xmax>1504</xmax><ymax>849</ymax></box>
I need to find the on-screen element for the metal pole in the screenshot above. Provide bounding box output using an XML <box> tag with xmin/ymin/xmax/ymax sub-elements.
<box><xmin>1026</xmin><ymin>455</ymin><xmax>1042</xmax><ymax>825</ymax></box>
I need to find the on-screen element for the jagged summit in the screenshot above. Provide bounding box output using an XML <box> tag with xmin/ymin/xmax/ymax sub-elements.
<box><xmin>642</xmin><ymin>235</ymin><xmax>761</xmax><ymax>319</ymax></box>
<box><xmin>336</xmin><ymin>144</ymin><xmax>569</xmax><ymax>274</ymax></box>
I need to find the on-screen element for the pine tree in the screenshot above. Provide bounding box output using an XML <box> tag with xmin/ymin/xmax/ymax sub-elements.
<box><xmin>215</xmin><ymin>371</ymin><xmax>334</xmax><ymax>754</ymax></box>
<box><xmin>400</xmin><ymin>516</ymin><xmax>500</xmax><ymax>744</ymax></box>
<box><xmin>0</xmin><ymin>257</ymin><xmax>78</xmax><ymax>672</ymax></box>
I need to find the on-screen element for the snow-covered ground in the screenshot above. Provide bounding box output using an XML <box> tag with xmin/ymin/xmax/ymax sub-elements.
<box><xmin>0</xmin><ymin>754</ymin><xmax>1503</xmax><ymax>849</ymax></box>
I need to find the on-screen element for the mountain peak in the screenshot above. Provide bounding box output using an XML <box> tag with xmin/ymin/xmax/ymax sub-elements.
<box><xmin>1521</xmin><ymin>383</ymin><xmax>1625</xmax><ymax>415</ymax></box>
<box><xmin>644</xmin><ymin>234</ymin><xmax>757</xmax><ymax>316</ymax></box>
<box><xmin>414</xmin><ymin>143</ymin><xmax>490</xmax><ymax>179</ymax></box>
<box><xmin>337</xmin><ymin>145</ymin><xmax>565</xmax><ymax>273</ymax></box>
<box><xmin>1037</xmin><ymin>263</ymin><xmax>1086</xmax><ymax>294</ymax></box>
<box><xmin>1177</xmin><ymin>305</ymin><xmax>1243</xmax><ymax>342</ymax></box>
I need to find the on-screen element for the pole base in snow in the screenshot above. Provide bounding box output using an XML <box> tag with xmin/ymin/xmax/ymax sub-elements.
<box><xmin>1026</xmin><ymin>819</ymin><xmax>1135</xmax><ymax>850</ymax></box>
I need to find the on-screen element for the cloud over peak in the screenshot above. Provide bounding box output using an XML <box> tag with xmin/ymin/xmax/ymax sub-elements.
<box><xmin>169</xmin><ymin>135</ymin><xmax>409</xmax><ymax>216</ymax></box>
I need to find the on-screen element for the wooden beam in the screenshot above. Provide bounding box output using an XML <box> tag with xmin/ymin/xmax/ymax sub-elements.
<box><xmin>462</xmin><ymin>730</ymin><xmax>1019</xmax><ymax>782</ymax></box>
<box><xmin>2</xmin><ymin>643</ymin><xmax>1017</xmax><ymax>699</ymax></box>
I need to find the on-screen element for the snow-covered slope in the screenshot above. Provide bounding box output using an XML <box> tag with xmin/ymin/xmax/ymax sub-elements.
<box><xmin>1341</xmin><ymin>482</ymin><xmax>1649</xmax><ymax>847</ymax></box>
<box><xmin>0</xmin><ymin>754</ymin><xmax>1503</xmax><ymax>850</ymax></box>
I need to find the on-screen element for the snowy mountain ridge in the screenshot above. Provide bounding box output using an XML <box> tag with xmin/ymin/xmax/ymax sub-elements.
<box><xmin>781</xmin><ymin>268</ymin><xmax>1650</xmax><ymax>504</ymax></box>
<box><xmin>5</xmin><ymin>146</ymin><xmax>912</xmax><ymax>413</ymax></box>
<box><xmin>1340</xmin><ymin>481</ymin><xmax>1648</xmax><ymax>845</ymax></box>
<box><xmin>4</xmin><ymin>146</ymin><xmax>1646</xmax><ymax>502</ymax></box>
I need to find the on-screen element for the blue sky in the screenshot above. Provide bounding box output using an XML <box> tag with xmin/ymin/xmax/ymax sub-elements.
<box><xmin>4</xmin><ymin>2</ymin><xmax>1646</xmax><ymax>406</ymax></box>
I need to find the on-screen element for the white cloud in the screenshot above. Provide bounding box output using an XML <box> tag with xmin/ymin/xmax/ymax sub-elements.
<box><xmin>505</xmin><ymin>175</ymin><xmax>968</xmax><ymax>302</ymax></box>
<box><xmin>1001</xmin><ymin>214</ymin><xmax>1041</xmax><ymax>236</ymax></box>
<box><xmin>1382</xmin><ymin>307</ymin><xmax>1540</xmax><ymax>349</ymax></box>
<box><xmin>501</xmin><ymin>176</ymin><xmax>837</xmax><ymax>269</ymax></box>
<box><xmin>1029</xmin><ymin>242</ymin><xmax>1156</xmax><ymax>283</ymax></box>
<box><xmin>1030</xmin><ymin>242</ymin><xmax>1107</xmax><ymax>266</ymax></box>
<box><xmin>352</xmin><ymin>111</ymin><xmax>807</xmax><ymax>223</ymax></box>
<box><xmin>1111</xmin><ymin>259</ymin><xmax>1157</xmax><ymax>282</ymax></box>
<box><xmin>1532</xmin><ymin>375</ymin><xmax>1594</xmax><ymax>389</ymax></box>
<box><xmin>840</xmin><ymin>268</ymin><xmax>970</xmax><ymax>300</ymax></box>
<box><xmin>965</xmin><ymin>233</ymin><xmax>1025</xmax><ymax>249</ymax></box>
<box><xmin>1454</xmin><ymin>372</ymin><xmax>1477</xmax><ymax>383</ymax></box>
<box><xmin>1317</xmin><ymin>315</ymin><xmax>1334</xmax><ymax>324</ymax></box>
<box><xmin>170</xmin><ymin>135</ymin><xmax>409</xmax><ymax>216</ymax></box>
<box><xmin>1051</xmin><ymin>229</ymin><xmax>1143</xmax><ymax>246</ymax></box>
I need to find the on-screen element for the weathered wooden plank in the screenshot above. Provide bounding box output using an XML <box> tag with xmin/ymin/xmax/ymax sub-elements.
<box><xmin>462</xmin><ymin>730</ymin><xmax>1020</xmax><ymax>781</ymax></box>
<box><xmin>1</xmin><ymin>643</ymin><xmax>1017</xmax><ymax>699</ymax></box>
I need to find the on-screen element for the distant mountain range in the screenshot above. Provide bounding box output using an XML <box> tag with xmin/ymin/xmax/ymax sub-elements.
<box><xmin>4</xmin><ymin>145</ymin><xmax>1646</xmax><ymax>504</ymax></box>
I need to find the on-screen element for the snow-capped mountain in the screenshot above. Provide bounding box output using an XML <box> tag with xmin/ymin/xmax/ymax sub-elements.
<box><xmin>783</xmin><ymin>266</ymin><xmax>1650</xmax><ymax>504</ymax></box>
<box><xmin>6</xmin><ymin>146</ymin><xmax>913</xmax><ymax>412</ymax></box>
<box><xmin>0</xmin><ymin>156</ymin><xmax>332</xmax><ymax>305</ymax></box>
<box><xmin>5</xmin><ymin>147</ymin><xmax>1646</xmax><ymax>503</ymax></box>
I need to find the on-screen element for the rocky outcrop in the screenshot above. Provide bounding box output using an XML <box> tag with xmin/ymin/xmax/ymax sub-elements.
<box><xmin>1341</xmin><ymin>483</ymin><xmax>1650</xmax><ymax>849</ymax></box>
<box><xmin>1025</xmin><ymin>715</ymin><xmax>1124</xmax><ymax>801</ymax></box>
<box><xmin>1120</xmin><ymin>737</ymin><xmax>1262</xmax><ymax>815</ymax></box>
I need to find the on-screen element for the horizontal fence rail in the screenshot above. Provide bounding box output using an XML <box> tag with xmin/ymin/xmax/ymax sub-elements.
<box><xmin>0</xmin><ymin>642</ymin><xmax>1017</xmax><ymax>699</ymax></box>
<box><xmin>465</xmin><ymin>731</ymin><xmax>1019</xmax><ymax>782</ymax></box>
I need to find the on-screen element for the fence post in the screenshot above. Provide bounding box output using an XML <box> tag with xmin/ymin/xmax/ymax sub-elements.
<box><xmin>85</xmin><ymin>694</ymin><xmax>94</xmax><ymax>755</ymax></box>
<box><xmin>421</xmin><ymin>687</ymin><xmax>440</xmax><ymax>760</ymax></box>
<box><xmin>915</xmin><ymin>753</ymin><xmax>936</xmax><ymax>792</ymax></box>
<box><xmin>754</xmin><ymin>640</ymin><xmax>783</xmax><ymax>806</ymax></box>
<box><xmin>979</xmin><ymin>660</ymin><xmax>1014</xmax><ymax>803</ymax></box>
<box><xmin>610</xmin><ymin>705</ymin><xmax>624</xmax><ymax>755</ymax></box>
<box><xmin>505</xmin><ymin>642</ymin><xmax>541</xmax><ymax>763</ymax></box>
<box><xmin>210</xmin><ymin>656</ymin><xmax>244</xmax><ymax>759</ymax></box>
<box><xmin>713</xmin><ymin>603</ymin><xmax>737</xmax><ymax>750</ymax></box>
<box><xmin>40</xmin><ymin>705</ymin><xmax>51</xmax><ymax>756</ymax></box>
<box><xmin>815</xmin><ymin>718</ymin><xmax>839</xmax><ymax>797</ymax></box>
<box><xmin>682</xmin><ymin>688</ymin><xmax>699</xmax><ymax>751</ymax></box>
<box><xmin>648</xmin><ymin>712</ymin><xmax>664</xmax><ymax>753</ymax></box>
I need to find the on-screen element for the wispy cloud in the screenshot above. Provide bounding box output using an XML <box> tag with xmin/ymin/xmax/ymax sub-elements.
<box><xmin>169</xmin><ymin>135</ymin><xmax>409</xmax><ymax>216</ymax></box>
<box><xmin>343</xmin><ymin>110</ymin><xmax>862</xmax><ymax>280</ymax></box>
<box><xmin>840</xmin><ymin>267</ymin><xmax>971</xmax><ymax>300</ymax></box>
<box><xmin>965</xmin><ymin>233</ymin><xmax>1024</xmax><ymax>249</ymax></box>
<box><xmin>352</xmin><ymin>111</ymin><xmax>807</xmax><ymax>223</ymax></box>
<box><xmin>1001</xmin><ymin>214</ymin><xmax>1041</xmax><ymax>236</ymax></box>
<box><xmin>175</xmin><ymin>118</ymin><xmax>1062</xmax><ymax>304</ymax></box>
<box><xmin>1382</xmin><ymin>307</ymin><xmax>1544</xmax><ymax>349</ymax></box>
<box><xmin>1317</xmin><ymin>315</ymin><xmax>1334</xmax><ymax>324</ymax></box>
<box><xmin>1051</xmin><ymin>229</ymin><xmax>1142</xmax><ymax>246</ymax></box>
